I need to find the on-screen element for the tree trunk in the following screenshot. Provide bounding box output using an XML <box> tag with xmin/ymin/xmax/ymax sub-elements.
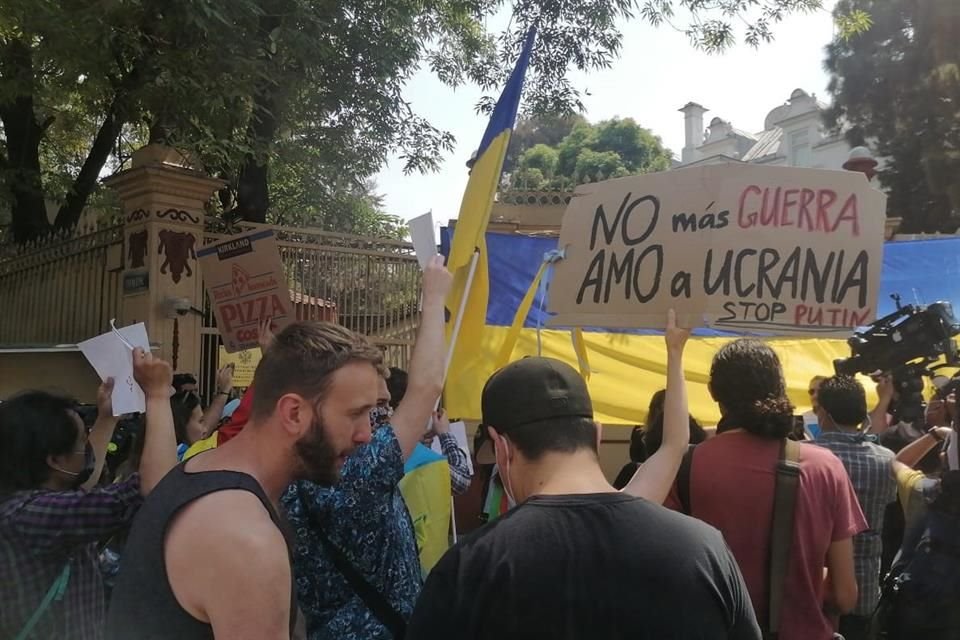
<box><xmin>0</xmin><ymin>40</ymin><xmax>51</xmax><ymax>243</ymax></box>
<box><xmin>235</xmin><ymin>15</ymin><xmax>282</xmax><ymax>224</ymax></box>
<box><xmin>55</xmin><ymin>94</ymin><xmax>127</xmax><ymax>230</ymax></box>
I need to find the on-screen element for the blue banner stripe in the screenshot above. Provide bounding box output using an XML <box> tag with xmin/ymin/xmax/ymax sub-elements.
<box><xmin>440</xmin><ymin>228</ymin><xmax>960</xmax><ymax>336</ymax></box>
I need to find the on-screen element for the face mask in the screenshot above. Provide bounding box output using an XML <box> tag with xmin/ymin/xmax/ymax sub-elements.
<box><xmin>50</xmin><ymin>442</ymin><xmax>96</xmax><ymax>488</ymax></box>
<box><xmin>496</xmin><ymin>436</ymin><xmax>518</xmax><ymax>508</ymax></box>
<box><xmin>370</xmin><ymin>405</ymin><xmax>393</xmax><ymax>430</ymax></box>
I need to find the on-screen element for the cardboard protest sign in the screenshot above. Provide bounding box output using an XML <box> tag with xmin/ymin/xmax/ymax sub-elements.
<box><xmin>547</xmin><ymin>164</ymin><xmax>886</xmax><ymax>335</ymax></box>
<box><xmin>197</xmin><ymin>229</ymin><xmax>294</xmax><ymax>352</ymax></box>
<box><xmin>218</xmin><ymin>346</ymin><xmax>261</xmax><ymax>387</ymax></box>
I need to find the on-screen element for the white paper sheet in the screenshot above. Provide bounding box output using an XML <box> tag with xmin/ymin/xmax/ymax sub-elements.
<box><xmin>407</xmin><ymin>212</ymin><xmax>437</xmax><ymax>271</ymax></box>
<box><xmin>431</xmin><ymin>420</ymin><xmax>474</xmax><ymax>475</ymax></box>
<box><xmin>78</xmin><ymin>323</ymin><xmax>151</xmax><ymax>416</ymax></box>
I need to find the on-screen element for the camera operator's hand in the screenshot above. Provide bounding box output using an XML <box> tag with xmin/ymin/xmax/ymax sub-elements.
<box><xmin>875</xmin><ymin>373</ymin><xmax>894</xmax><ymax>402</ymax></box>
<box><xmin>867</xmin><ymin>372</ymin><xmax>895</xmax><ymax>435</ymax></box>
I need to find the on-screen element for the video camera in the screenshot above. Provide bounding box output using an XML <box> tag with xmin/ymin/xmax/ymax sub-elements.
<box><xmin>834</xmin><ymin>298</ymin><xmax>960</xmax><ymax>423</ymax></box>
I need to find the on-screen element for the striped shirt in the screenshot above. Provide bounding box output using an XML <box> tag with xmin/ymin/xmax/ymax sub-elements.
<box><xmin>816</xmin><ymin>432</ymin><xmax>897</xmax><ymax>615</ymax></box>
<box><xmin>436</xmin><ymin>433</ymin><xmax>473</xmax><ymax>496</ymax></box>
<box><xmin>0</xmin><ymin>476</ymin><xmax>142</xmax><ymax>640</ymax></box>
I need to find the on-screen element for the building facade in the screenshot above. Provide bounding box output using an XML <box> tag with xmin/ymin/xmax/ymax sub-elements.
<box><xmin>678</xmin><ymin>89</ymin><xmax>858</xmax><ymax>171</ymax></box>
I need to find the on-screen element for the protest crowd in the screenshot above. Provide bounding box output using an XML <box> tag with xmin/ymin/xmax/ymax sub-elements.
<box><xmin>2</xmin><ymin>18</ymin><xmax>959</xmax><ymax>640</ymax></box>
<box><xmin>2</xmin><ymin>248</ymin><xmax>960</xmax><ymax>640</ymax></box>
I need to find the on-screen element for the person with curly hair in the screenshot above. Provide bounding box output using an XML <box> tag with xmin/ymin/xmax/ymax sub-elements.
<box><xmin>666</xmin><ymin>339</ymin><xmax>867</xmax><ymax>640</ymax></box>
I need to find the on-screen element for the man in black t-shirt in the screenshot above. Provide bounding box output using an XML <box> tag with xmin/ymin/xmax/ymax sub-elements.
<box><xmin>407</xmin><ymin>356</ymin><xmax>761</xmax><ymax>640</ymax></box>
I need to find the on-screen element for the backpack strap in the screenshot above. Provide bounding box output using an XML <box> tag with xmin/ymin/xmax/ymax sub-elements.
<box><xmin>677</xmin><ymin>444</ymin><xmax>697</xmax><ymax>515</ymax></box>
<box><xmin>314</xmin><ymin>524</ymin><xmax>407</xmax><ymax>639</ymax></box>
<box><xmin>766</xmin><ymin>439</ymin><xmax>801</xmax><ymax>640</ymax></box>
<box><xmin>15</xmin><ymin>563</ymin><xmax>71</xmax><ymax>640</ymax></box>
<box><xmin>296</xmin><ymin>486</ymin><xmax>406</xmax><ymax>639</ymax></box>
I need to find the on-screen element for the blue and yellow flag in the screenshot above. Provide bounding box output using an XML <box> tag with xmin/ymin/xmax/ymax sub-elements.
<box><xmin>400</xmin><ymin>444</ymin><xmax>452</xmax><ymax>577</ymax></box>
<box><xmin>445</xmin><ymin>28</ymin><xmax>536</xmax><ymax>379</ymax></box>
<box><xmin>441</xmin><ymin>231</ymin><xmax>960</xmax><ymax>425</ymax></box>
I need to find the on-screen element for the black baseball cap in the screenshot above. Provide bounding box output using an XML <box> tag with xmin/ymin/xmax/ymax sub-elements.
<box><xmin>475</xmin><ymin>357</ymin><xmax>594</xmax><ymax>464</ymax></box>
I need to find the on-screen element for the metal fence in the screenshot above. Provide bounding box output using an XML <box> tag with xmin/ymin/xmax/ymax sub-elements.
<box><xmin>0</xmin><ymin>219</ymin><xmax>423</xmax><ymax>404</ymax></box>
<box><xmin>200</xmin><ymin>222</ymin><xmax>423</xmax><ymax>400</ymax></box>
<box><xmin>0</xmin><ymin>224</ymin><xmax>124</xmax><ymax>346</ymax></box>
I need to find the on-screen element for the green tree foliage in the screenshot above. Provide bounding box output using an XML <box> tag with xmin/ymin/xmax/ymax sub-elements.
<box><xmin>1</xmin><ymin>0</ymin><xmax>862</xmax><ymax>243</ymax></box>
<box><xmin>824</xmin><ymin>0</ymin><xmax>960</xmax><ymax>233</ymax></box>
<box><xmin>519</xmin><ymin>144</ymin><xmax>560</xmax><ymax>176</ymax></box>
<box><xmin>268</xmin><ymin>141</ymin><xmax>405</xmax><ymax>239</ymax></box>
<box><xmin>503</xmin><ymin>113</ymin><xmax>587</xmax><ymax>173</ymax></box>
<box><xmin>512</xmin><ymin>117</ymin><xmax>672</xmax><ymax>188</ymax></box>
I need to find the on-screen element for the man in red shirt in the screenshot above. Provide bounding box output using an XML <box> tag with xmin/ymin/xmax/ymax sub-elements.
<box><xmin>666</xmin><ymin>338</ymin><xmax>866</xmax><ymax>640</ymax></box>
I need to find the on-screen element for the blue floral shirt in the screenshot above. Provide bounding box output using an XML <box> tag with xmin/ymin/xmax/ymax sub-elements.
<box><xmin>282</xmin><ymin>425</ymin><xmax>422</xmax><ymax>640</ymax></box>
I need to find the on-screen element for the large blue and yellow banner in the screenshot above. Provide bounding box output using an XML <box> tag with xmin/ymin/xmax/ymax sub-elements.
<box><xmin>441</xmin><ymin>232</ymin><xmax>960</xmax><ymax>425</ymax></box>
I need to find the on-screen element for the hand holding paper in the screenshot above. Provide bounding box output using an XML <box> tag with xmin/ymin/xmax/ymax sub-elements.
<box><xmin>78</xmin><ymin>322</ymin><xmax>152</xmax><ymax>416</ymax></box>
<box><xmin>407</xmin><ymin>212</ymin><xmax>438</xmax><ymax>270</ymax></box>
<box><xmin>96</xmin><ymin>378</ymin><xmax>115</xmax><ymax>418</ymax></box>
<box><xmin>133</xmin><ymin>348</ymin><xmax>174</xmax><ymax>399</ymax></box>
<box><xmin>430</xmin><ymin>419</ymin><xmax>474</xmax><ymax>475</ymax></box>
<box><xmin>422</xmin><ymin>255</ymin><xmax>453</xmax><ymax>303</ymax></box>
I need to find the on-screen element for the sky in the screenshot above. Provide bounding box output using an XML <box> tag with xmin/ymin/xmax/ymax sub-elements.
<box><xmin>375</xmin><ymin>4</ymin><xmax>841</xmax><ymax>226</ymax></box>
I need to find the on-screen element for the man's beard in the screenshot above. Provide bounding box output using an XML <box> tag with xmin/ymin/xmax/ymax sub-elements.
<box><xmin>293</xmin><ymin>416</ymin><xmax>341</xmax><ymax>486</ymax></box>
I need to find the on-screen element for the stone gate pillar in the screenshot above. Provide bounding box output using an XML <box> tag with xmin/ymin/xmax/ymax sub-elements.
<box><xmin>103</xmin><ymin>145</ymin><xmax>224</xmax><ymax>374</ymax></box>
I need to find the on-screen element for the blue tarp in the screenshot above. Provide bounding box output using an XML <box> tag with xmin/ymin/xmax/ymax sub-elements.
<box><xmin>441</xmin><ymin>230</ymin><xmax>960</xmax><ymax>337</ymax></box>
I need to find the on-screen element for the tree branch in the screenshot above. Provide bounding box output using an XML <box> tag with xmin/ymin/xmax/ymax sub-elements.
<box><xmin>0</xmin><ymin>39</ymin><xmax>52</xmax><ymax>242</ymax></box>
<box><xmin>54</xmin><ymin>96</ymin><xmax>127</xmax><ymax>229</ymax></box>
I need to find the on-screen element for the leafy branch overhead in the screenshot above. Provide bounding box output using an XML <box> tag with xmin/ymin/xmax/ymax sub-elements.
<box><xmin>1</xmin><ymin>0</ymin><xmax>864</xmax><ymax>243</ymax></box>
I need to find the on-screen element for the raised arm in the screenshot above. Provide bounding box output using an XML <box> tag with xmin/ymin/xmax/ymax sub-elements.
<box><xmin>895</xmin><ymin>427</ymin><xmax>950</xmax><ymax>468</ymax></box>
<box><xmin>434</xmin><ymin>410</ymin><xmax>474</xmax><ymax>496</ymax></box>
<box><xmin>202</xmin><ymin>365</ymin><xmax>234</xmax><ymax>435</ymax></box>
<box><xmin>867</xmin><ymin>373</ymin><xmax>894</xmax><ymax>434</ymax></box>
<box><xmin>133</xmin><ymin>348</ymin><xmax>178</xmax><ymax>495</ymax></box>
<box><xmin>391</xmin><ymin>255</ymin><xmax>452</xmax><ymax>460</ymax></box>
<box><xmin>82</xmin><ymin>378</ymin><xmax>117</xmax><ymax>490</ymax></box>
<box><xmin>621</xmin><ymin>309</ymin><xmax>690</xmax><ymax>503</ymax></box>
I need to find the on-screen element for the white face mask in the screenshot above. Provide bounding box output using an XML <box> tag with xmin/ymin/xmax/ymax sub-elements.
<box><xmin>495</xmin><ymin>435</ymin><xmax>519</xmax><ymax>508</ymax></box>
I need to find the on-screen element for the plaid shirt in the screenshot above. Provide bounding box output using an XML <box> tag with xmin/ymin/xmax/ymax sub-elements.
<box><xmin>816</xmin><ymin>432</ymin><xmax>897</xmax><ymax>615</ymax></box>
<box><xmin>437</xmin><ymin>433</ymin><xmax>473</xmax><ymax>496</ymax></box>
<box><xmin>0</xmin><ymin>476</ymin><xmax>142</xmax><ymax>640</ymax></box>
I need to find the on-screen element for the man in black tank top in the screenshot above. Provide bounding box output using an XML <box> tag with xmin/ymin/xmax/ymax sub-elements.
<box><xmin>104</xmin><ymin>268</ymin><xmax>457</xmax><ymax>640</ymax></box>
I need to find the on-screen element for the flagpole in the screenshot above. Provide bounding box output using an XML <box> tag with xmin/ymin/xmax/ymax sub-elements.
<box><xmin>441</xmin><ymin>249</ymin><xmax>481</xmax><ymax>387</ymax></box>
<box><xmin>450</xmin><ymin>497</ymin><xmax>458</xmax><ymax>544</ymax></box>
<box><xmin>439</xmin><ymin>250</ymin><xmax>480</xmax><ymax>547</ymax></box>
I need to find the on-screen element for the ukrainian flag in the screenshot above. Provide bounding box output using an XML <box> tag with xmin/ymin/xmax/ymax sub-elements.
<box><xmin>400</xmin><ymin>445</ymin><xmax>452</xmax><ymax>577</ymax></box>
<box><xmin>441</xmin><ymin>232</ymin><xmax>960</xmax><ymax>425</ymax></box>
<box><xmin>445</xmin><ymin>28</ymin><xmax>536</xmax><ymax>381</ymax></box>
